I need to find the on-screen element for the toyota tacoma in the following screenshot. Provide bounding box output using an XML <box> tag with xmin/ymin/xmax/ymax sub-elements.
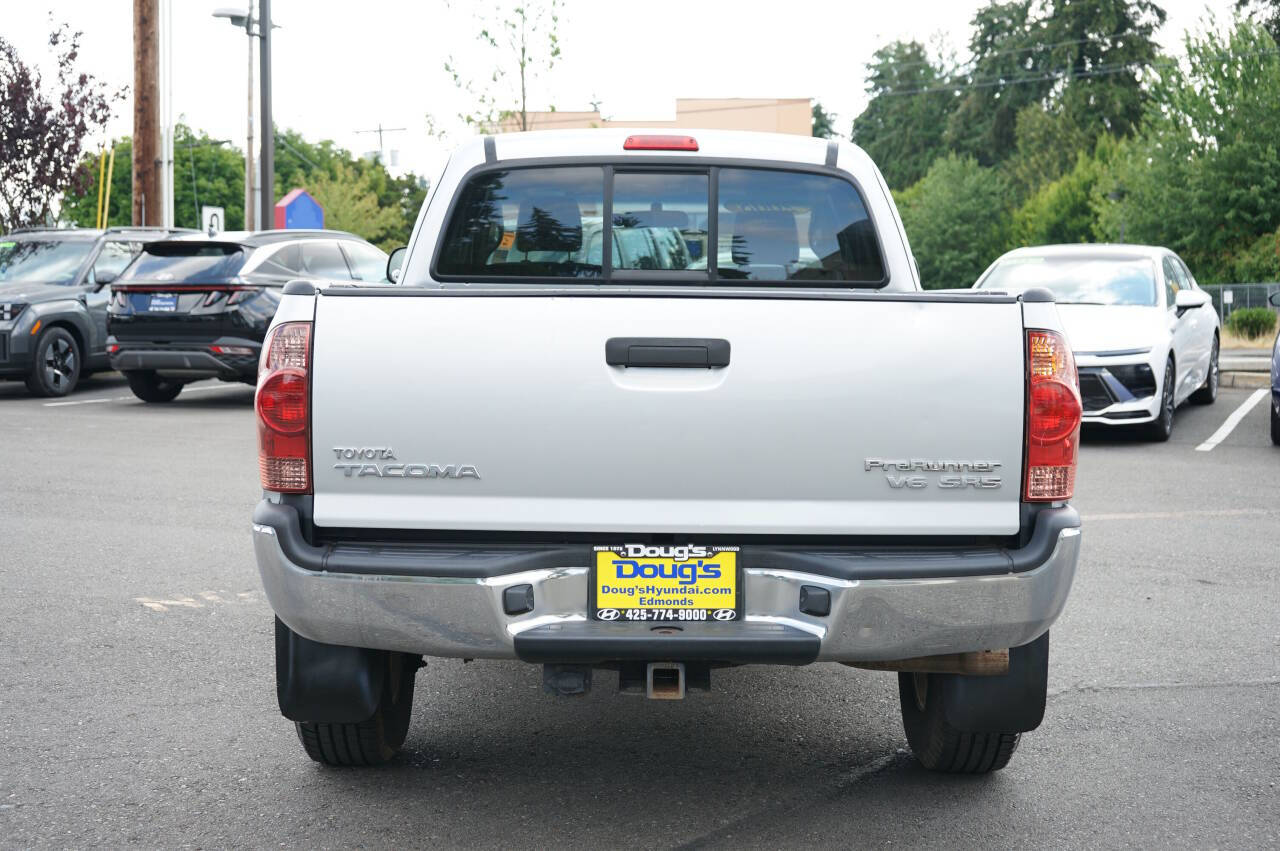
<box><xmin>252</xmin><ymin>130</ymin><xmax>1083</xmax><ymax>772</ymax></box>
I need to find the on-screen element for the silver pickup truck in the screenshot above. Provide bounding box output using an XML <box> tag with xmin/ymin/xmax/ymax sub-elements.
<box><xmin>251</xmin><ymin>129</ymin><xmax>1083</xmax><ymax>772</ymax></box>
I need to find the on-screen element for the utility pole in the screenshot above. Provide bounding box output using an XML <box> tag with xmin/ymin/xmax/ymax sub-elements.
<box><xmin>259</xmin><ymin>0</ymin><xmax>274</xmax><ymax>230</ymax></box>
<box><xmin>132</xmin><ymin>0</ymin><xmax>162</xmax><ymax>226</ymax></box>
<box><xmin>355</xmin><ymin>124</ymin><xmax>407</xmax><ymax>166</ymax></box>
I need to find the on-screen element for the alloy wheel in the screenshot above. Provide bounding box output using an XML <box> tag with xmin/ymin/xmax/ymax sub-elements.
<box><xmin>43</xmin><ymin>337</ymin><xmax>77</xmax><ymax>391</ymax></box>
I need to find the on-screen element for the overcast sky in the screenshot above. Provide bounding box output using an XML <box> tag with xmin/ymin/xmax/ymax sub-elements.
<box><xmin>8</xmin><ymin>0</ymin><xmax>1238</xmax><ymax>177</ymax></box>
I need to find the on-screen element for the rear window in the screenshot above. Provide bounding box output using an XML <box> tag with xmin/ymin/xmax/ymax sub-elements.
<box><xmin>977</xmin><ymin>255</ymin><xmax>1157</xmax><ymax>306</ymax></box>
<box><xmin>434</xmin><ymin>165</ymin><xmax>885</xmax><ymax>286</ymax></box>
<box><xmin>120</xmin><ymin>244</ymin><xmax>246</xmax><ymax>283</ymax></box>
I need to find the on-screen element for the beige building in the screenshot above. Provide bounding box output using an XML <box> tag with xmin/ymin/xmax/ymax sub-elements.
<box><xmin>497</xmin><ymin>98</ymin><xmax>812</xmax><ymax>135</ymax></box>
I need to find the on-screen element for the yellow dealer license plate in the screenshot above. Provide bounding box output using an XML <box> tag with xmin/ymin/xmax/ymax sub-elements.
<box><xmin>591</xmin><ymin>545</ymin><xmax>740</xmax><ymax>623</ymax></box>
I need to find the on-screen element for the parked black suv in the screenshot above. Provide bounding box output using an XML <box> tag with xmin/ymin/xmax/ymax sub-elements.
<box><xmin>107</xmin><ymin>229</ymin><xmax>388</xmax><ymax>402</ymax></box>
<box><xmin>0</xmin><ymin>227</ymin><xmax>194</xmax><ymax>396</ymax></box>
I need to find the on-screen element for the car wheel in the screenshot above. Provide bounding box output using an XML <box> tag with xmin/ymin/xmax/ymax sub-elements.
<box><xmin>295</xmin><ymin>651</ymin><xmax>419</xmax><ymax>767</ymax></box>
<box><xmin>898</xmin><ymin>671</ymin><xmax>1021</xmax><ymax>774</ymax></box>
<box><xmin>1143</xmin><ymin>357</ymin><xmax>1175</xmax><ymax>442</ymax></box>
<box><xmin>123</xmin><ymin>370</ymin><xmax>184</xmax><ymax>403</ymax></box>
<box><xmin>1189</xmin><ymin>337</ymin><xmax>1219</xmax><ymax>405</ymax></box>
<box><xmin>25</xmin><ymin>326</ymin><xmax>82</xmax><ymax>397</ymax></box>
<box><xmin>1271</xmin><ymin>400</ymin><xmax>1280</xmax><ymax>446</ymax></box>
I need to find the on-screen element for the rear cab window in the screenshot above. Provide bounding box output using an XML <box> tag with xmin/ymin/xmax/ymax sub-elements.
<box><xmin>434</xmin><ymin>163</ymin><xmax>886</xmax><ymax>287</ymax></box>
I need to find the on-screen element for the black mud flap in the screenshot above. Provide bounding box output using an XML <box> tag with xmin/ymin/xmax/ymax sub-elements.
<box><xmin>938</xmin><ymin>631</ymin><xmax>1050</xmax><ymax>733</ymax></box>
<box><xmin>274</xmin><ymin>617</ymin><xmax>386</xmax><ymax>723</ymax></box>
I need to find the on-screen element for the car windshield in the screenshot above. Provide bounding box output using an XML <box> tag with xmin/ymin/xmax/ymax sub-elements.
<box><xmin>120</xmin><ymin>244</ymin><xmax>247</xmax><ymax>282</ymax></box>
<box><xmin>977</xmin><ymin>255</ymin><xmax>1157</xmax><ymax>306</ymax></box>
<box><xmin>0</xmin><ymin>239</ymin><xmax>95</xmax><ymax>285</ymax></box>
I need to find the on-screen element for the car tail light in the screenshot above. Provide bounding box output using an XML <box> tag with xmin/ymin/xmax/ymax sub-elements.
<box><xmin>1024</xmin><ymin>329</ymin><xmax>1082</xmax><ymax>501</ymax></box>
<box><xmin>623</xmin><ymin>134</ymin><xmax>699</xmax><ymax>151</ymax></box>
<box><xmin>256</xmin><ymin>322</ymin><xmax>312</xmax><ymax>493</ymax></box>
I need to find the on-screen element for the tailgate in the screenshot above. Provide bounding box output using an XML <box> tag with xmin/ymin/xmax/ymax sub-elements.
<box><xmin>310</xmin><ymin>294</ymin><xmax>1026</xmax><ymax>535</ymax></box>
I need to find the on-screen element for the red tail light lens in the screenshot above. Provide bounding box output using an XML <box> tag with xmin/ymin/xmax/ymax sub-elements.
<box><xmin>256</xmin><ymin>322</ymin><xmax>312</xmax><ymax>493</ymax></box>
<box><xmin>1024</xmin><ymin>330</ymin><xmax>1082</xmax><ymax>501</ymax></box>
<box><xmin>623</xmin><ymin>134</ymin><xmax>699</xmax><ymax>151</ymax></box>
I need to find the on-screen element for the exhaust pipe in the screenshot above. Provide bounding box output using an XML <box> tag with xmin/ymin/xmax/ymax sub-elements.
<box><xmin>846</xmin><ymin>649</ymin><xmax>1009</xmax><ymax>676</ymax></box>
<box><xmin>647</xmin><ymin>662</ymin><xmax>686</xmax><ymax>699</ymax></box>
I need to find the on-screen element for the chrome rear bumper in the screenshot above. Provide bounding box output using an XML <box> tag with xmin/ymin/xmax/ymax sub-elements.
<box><xmin>253</xmin><ymin>503</ymin><xmax>1080</xmax><ymax>664</ymax></box>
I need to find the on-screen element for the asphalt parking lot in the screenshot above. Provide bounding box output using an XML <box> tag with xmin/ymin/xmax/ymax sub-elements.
<box><xmin>2</xmin><ymin>374</ymin><xmax>1277</xmax><ymax>849</ymax></box>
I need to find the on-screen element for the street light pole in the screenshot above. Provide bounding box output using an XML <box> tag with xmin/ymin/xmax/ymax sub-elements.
<box><xmin>245</xmin><ymin>0</ymin><xmax>255</xmax><ymax>230</ymax></box>
<box><xmin>259</xmin><ymin>0</ymin><xmax>274</xmax><ymax>231</ymax></box>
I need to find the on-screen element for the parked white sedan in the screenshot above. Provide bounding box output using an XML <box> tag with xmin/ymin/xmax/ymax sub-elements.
<box><xmin>975</xmin><ymin>244</ymin><xmax>1220</xmax><ymax>440</ymax></box>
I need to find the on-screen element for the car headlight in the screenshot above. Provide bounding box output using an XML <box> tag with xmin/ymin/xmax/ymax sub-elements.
<box><xmin>0</xmin><ymin>303</ymin><xmax>28</xmax><ymax>321</ymax></box>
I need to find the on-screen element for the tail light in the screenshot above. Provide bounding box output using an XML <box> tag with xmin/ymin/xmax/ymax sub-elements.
<box><xmin>256</xmin><ymin>322</ymin><xmax>312</xmax><ymax>492</ymax></box>
<box><xmin>1024</xmin><ymin>329</ymin><xmax>1082</xmax><ymax>501</ymax></box>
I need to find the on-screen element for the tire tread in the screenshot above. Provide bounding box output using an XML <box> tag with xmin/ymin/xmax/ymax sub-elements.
<box><xmin>899</xmin><ymin>673</ymin><xmax>1023</xmax><ymax>774</ymax></box>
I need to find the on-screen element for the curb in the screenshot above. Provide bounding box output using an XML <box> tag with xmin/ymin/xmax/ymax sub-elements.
<box><xmin>1220</xmin><ymin>371</ymin><xmax>1271</xmax><ymax>389</ymax></box>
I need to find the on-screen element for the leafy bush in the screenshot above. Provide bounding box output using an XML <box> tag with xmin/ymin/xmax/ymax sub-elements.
<box><xmin>1225</xmin><ymin>307</ymin><xmax>1278</xmax><ymax>340</ymax></box>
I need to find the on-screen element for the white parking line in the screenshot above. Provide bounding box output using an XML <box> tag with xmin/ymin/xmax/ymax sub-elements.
<box><xmin>41</xmin><ymin>382</ymin><xmax>247</xmax><ymax>407</ymax></box>
<box><xmin>1195</xmin><ymin>389</ymin><xmax>1269</xmax><ymax>451</ymax></box>
<box><xmin>43</xmin><ymin>396</ymin><xmax>118</xmax><ymax>407</ymax></box>
<box><xmin>1082</xmin><ymin>508</ymin><xmax>1276</xmax><ymax>522</ymax></box>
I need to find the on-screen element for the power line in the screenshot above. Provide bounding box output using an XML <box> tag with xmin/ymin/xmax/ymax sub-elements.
<box><xmin>874</xmin><ymin>46</ymin><xmax>1280</xmax><ymax>97</ymax></box>
<box><xmin>867</xmin><ymin>30</ymin><xmax>1157</xmax><ymax>75</ymax></box>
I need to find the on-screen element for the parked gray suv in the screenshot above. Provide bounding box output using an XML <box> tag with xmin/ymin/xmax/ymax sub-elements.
<box><xmin>0</xmin><ymin>227</ymin><xmax>193</xmax><ymax>396</ymax></box>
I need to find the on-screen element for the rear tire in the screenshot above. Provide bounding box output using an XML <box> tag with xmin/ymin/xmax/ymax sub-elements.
<box><xmin>25</xmin><ymin>326</ymin><xmax>81</xmax><ymax>397</ymax></box>
<box><xmin>1271</xmin><ymin>400</ymin><xmax>1280</xmax><ymax>446</ymax></box>
<box><xmin>296</xmin><ymin>651</ymin><xmax>418</xmax><ymax>767</ymax></box>
<box><xmin>898</xmin><ymin>672</ymin><xmax>1021</xmax><ymax>774</ymax></box>
<box><xmin>1189</xmin><ymin>337</ymin><xmax>1219</xmax><ymax>405</ymax></box>
<box><xmin>1142</xmin><ymin>357</ymin><xmax>1175</xmax><ymax>442</ymax></box>
<box><xmin>124</xmin><ymin>370</ymin><xmax>184</xmax><ymax>403</ymax></box>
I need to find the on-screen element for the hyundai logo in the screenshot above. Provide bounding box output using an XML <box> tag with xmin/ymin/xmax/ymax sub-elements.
<box><xmin>712</xmin><ymin>609</ymin><xmax>737</xmax><ymax>621</ymax></box>
<box><xmin>597</xmin><ymin>608</ymin><xmax>621</xmax><ymax>621</ymax></box>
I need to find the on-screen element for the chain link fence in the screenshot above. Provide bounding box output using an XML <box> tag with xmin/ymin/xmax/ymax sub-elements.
<box><xmin>1200</xmin><ymin>283</ymin><xmax>1280</xmax><ymax>325</ymax></box>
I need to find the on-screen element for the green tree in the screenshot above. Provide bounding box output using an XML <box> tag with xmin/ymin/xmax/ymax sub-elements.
<box><xmin>272</xmin><ymin>128</ymin><xmax>427</xmax><ymax>248</ymax></box>
<box><xmin>1011</xmin><ymin>135</ymin><xmax>1118</xmax><ymax>246</ymax></box>
<box><xmin>945</xmin><ymin>0</ymin><xmax>1164</xmax><ymax>166</ymax></box>
<box><xmin>61</xmin><ymin>126</ymin><xmax>246</xmax><ymax>230</ymax></box>
<box><xmin>1093</xmin><ymin>21</ymin><xmax>1280</xmax><ymax>281</ymax></box>
<box><xmin>172</xmin><ymin>126</ymin><xmax>246</xmax><ymax>230</ymax></box>
<box><xmin>849</xmin><ymin>40</ymin><xmax>952</xmax><ymax>189</ymax></box>
<box><xmin>1005</xmin><ymin>104</ymin><xmax>1097</xmax><ymax>197</ymax></box>
<box><xmin>1237</xmin><ymin>0</ymin><xmax>1280</xmax><ymax>42</ymax></box>
<box><xmin>896</xmin><ymin>154</ymin><xmax>1011</xmax><ymax>288</ymax></box>
<box><xmin>850</xmin><ymin>41</ymin><xmax>955</xmax><ymax>189</ymax></box>
<box><xmin>1231</xmin><ymin>227</ymin><xmax>1280</xmax><ymax>281</ymax></box>
<box><xmin>811</xmin><ymin>102</ymin><xmax>837</xmax><ymax>138</ymax></box>
<box><xmin>306</xmin><ymin>162</ymin><xmax>404</xmax><ymax>251</ymax></box>
<box><xmin>63</xmin><ymin>126</ymin><xmax>427</xmax><ymax>246</ymax></box>
<box><xmin>60</xmin><ymin>137</ymin><xmax>134</xmax><ymax>228</ymax></box>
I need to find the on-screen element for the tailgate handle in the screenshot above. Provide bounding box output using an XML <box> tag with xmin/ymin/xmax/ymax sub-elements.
<box><xmin>605</xmin><ymin>337</ymin><xmax>730</xmax><ymax>369</ymax></box>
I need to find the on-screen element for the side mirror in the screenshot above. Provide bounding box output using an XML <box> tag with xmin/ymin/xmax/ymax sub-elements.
<box><xmin>93</xmin><ymin>270</ymin><xmax>118</xmax><ymax>291</ymax></box>
<box><xmin>1269</xmin><ymin>291</ymin><xmax>1280</xmax><ymax>307</ymax></box>
<box><xmin>386</xmin><ymin>246</ymin><xmax>406</xmax><ymax>283</ymax></box>
<box><xmin>1174</xmin><ymin>288</ymin><xmax>1208</xmax><ymax>316</ymax></box>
